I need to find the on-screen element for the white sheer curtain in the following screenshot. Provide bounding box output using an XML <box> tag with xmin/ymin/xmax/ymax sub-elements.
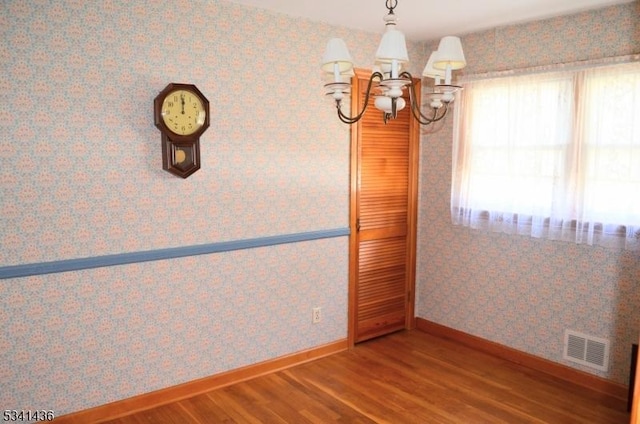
<box><xmin>451</xmin><ymin>60</ymin><xmax>640</xmax><ymax>250</ymax></box>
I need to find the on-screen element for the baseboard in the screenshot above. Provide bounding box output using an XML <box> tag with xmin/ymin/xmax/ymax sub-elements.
<box><xmin>54</xmin><ymin>339</ymin><xmax>348</xmax><ymax>423</ymax></box>
<box><xmin>415</xmin><ymin>318</ymin><xmax>628</xmax><ymax>401</ymax></box>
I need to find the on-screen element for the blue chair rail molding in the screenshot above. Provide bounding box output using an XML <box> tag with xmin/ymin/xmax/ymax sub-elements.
<box><xmin>0</xmin><ymin>228</ymin><xmax>350</xmax><ymax>280</ymax></box>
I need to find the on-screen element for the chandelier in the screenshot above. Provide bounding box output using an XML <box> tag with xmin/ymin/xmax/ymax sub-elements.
<box><xmin>321</xmin><ymin>0</ymin><xmax>466</xmax><ymax>125</ymax></box>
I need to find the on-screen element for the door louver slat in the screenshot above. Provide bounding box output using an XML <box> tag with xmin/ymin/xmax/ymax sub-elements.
<box><xmin>353</xmin><ymin>71</ymin><xmax>417</xmax><ymax>342</ymax></box>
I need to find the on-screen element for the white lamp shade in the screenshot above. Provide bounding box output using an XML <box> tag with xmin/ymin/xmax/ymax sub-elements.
<box><xmin>422</xmin><ymin>51</ymin><xmax>445</xmax><ymax>79</ymax></box>
<box><xmin>322</xmin><ymin>38</ymin><xmax>354</xmax><ymax>73</ymax></box>
<box><xmin>341</xmin><ymin>67</ymin><xmax>355</xmax><ymax>79</ymax></box>
<box><xmin>433</xmin><ymin>36</ymin><xmax>466</xmax><ymax>70</ymax></box>
<box><xmin>333</xmin><ymin>67</ymin><xmax>354</xmax><ymax>83</ymax></box>
<box><xmin>375</xmin><ymin>28</ymin><xmax>409</xmax><ymax>64</ymax></box>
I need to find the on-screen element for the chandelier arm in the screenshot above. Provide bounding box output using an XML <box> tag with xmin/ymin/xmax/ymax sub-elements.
<box><xmin>418</xmin><ymin>103</ymin><xmax>450</xmax><ymax>125</ymax></box>
<box><xmin>409</xmin><ymin>76</ymin><xmax>434</xmax><ymax>125</ymax></box>
<box><xmin>400</xmin><ymin>71</ymin><xmax>452</xmax><ymax>125</ymax></box>
<box><xmin>404</xmin><ymin>72</ymin><xmax>436</xmax><ymax>125</ymax></box>
<box><xmin>337</xmin><ymin>101</ymin><xmax>358</xmax><ymax>124</ymax></box>
<box><xmin>430</xmin><ymin>102</ymin><xmax>450</xmax><ymax>123</ymax></box>
<box><xmin>335</xmin><ymin>72</ymin><xmax>385</xmax><ymax>124</ymax></box>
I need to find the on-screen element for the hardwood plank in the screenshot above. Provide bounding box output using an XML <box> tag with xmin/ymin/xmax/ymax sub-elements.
<box><xmin>416</xmin><ymin>318</ymin><xmax>628</xmax><ymax>401</ymax></box>
<box><xmin>357</xmin><ymin>330</ymin><xmax>622</xmax><ymax>423</ymax></box>
<box><xmin>181</xmin><ymin>369</ymin><xmax>376</xmax><ymax>424</ymax></box>
<box><xmin>304</xmin><ymin>337</ymin><xmax>538</xmax><ymax>423</ymax></box>
<box><xmin>79</xmin><ymin>330</ymin><xmax>630</xmax><ymax>423</ymax></box>
<box><xmin>177</xmin><ymin>394</ymin><xmax>238</xmax><ymax>424</ymax></box>
<box><xmin>102</xmin><ymin>403</ymin><xmax>199</xmax><ymax>424</ymax></box>
<box><xmin>54</xmin><ymin>340</ymin><xmax>347</xmax><ymax>424</ymax></box>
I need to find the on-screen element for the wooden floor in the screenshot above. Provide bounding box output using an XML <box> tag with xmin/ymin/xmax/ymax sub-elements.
<box><xmin>103</xmin><ymin>330</ymin><xmax>629</xmax><ymax>423</ymax></box>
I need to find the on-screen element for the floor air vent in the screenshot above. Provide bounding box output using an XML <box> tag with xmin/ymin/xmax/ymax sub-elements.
<box><xmin>563</xmin><ymin>329</ymin><xmax>610</xmax><ymax>372</ymax></box>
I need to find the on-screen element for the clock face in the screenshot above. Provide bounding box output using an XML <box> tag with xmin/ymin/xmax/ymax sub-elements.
<box><xmin>160</xmin><ymin>89</ymin><xmax>207</xmax><ymax>136</ymax></box>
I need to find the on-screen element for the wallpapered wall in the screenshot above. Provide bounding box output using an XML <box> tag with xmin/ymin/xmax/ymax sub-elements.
<box><xmin>0</xmin><ymin>0</ymin><xmax>423</xmax><ymax>416</ymax></box>
<box><xmin>2</xmin><ymin>0</ymin><xmax>636</xmax><ymax>416</ymax></box>
<box><xmin>416</xmin><ymin>1</ymin><xmax>640</xmax><ymax>385</ymax></box>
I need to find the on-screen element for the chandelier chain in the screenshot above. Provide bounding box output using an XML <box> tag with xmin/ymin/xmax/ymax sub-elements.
<box><xmin>385</xmin><ymin>0</ymin><xmax>398</xmax><ymax>14</ymax></box>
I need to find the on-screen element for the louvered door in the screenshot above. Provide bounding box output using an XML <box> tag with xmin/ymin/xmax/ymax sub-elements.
<box><xmin>349</xmin><ymin>69</ymin><xmax>419</xmax><ymax>344</ymax></box>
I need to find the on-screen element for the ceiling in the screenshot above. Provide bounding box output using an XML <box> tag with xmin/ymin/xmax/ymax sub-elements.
<box><xmin>224</xmin><ymin>0</ymin><xmax>634</xmax><ymax>41</ymax></box>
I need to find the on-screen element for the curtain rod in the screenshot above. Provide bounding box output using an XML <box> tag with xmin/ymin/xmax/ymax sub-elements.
<box><xmin>458</xmin><ymin>53</ymin><xmax>640</xmax><ymax>83</ymax></box>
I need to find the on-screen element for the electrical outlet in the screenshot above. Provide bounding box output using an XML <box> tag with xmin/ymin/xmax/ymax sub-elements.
<box><xmin>312</xmin><ymin>307</ymin><xmax>321</xmax><ymax>324</ymax></box>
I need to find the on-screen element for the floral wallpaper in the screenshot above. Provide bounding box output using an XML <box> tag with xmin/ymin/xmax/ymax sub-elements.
<box><xmin>1</xmin><ymin>239</ymin><xmax>348</xmax><ymax>413</ymax></box>
<box><xmin>0</xmin><ymin>0</ymin><xmax>425</xmax><ymax>417</ymax></box>
<box><xmin>416</xmin><ymin>1</ymin><xmax>640</xmax><ymax>385</ymax></box>
<box><xmin>2</xmin><ymin>0</ymin><xmax>638</xmax><ymax>418</ymax></box>
<box><xmin>0</xmin><ymin>0</ymin><xmax>353</xmax><ymax>265</ymax></box>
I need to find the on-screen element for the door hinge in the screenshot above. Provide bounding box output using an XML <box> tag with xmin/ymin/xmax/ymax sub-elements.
<box><xmin>356</xmin><ymin>218</ymin><xmax>361</xmax><ymax>232</ymax></box>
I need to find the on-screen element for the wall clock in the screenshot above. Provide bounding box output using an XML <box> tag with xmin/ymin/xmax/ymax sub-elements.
<box><xmin>154</xmin><ymin>83</ymin><xmax>210</xmax><ymax>178</ymax></box>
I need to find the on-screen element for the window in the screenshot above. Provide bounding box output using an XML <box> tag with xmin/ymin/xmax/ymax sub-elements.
<box><xmin>451</xmin><ymin>61</ymin><xmax>640</xmax><ymax>250</ymax></box>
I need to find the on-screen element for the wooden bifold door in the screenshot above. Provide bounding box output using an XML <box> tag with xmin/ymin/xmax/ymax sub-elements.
<box><xmin>349</xmin><ymin>69</ymin><xmax>420</xmax><ymax>344</ymax></box>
